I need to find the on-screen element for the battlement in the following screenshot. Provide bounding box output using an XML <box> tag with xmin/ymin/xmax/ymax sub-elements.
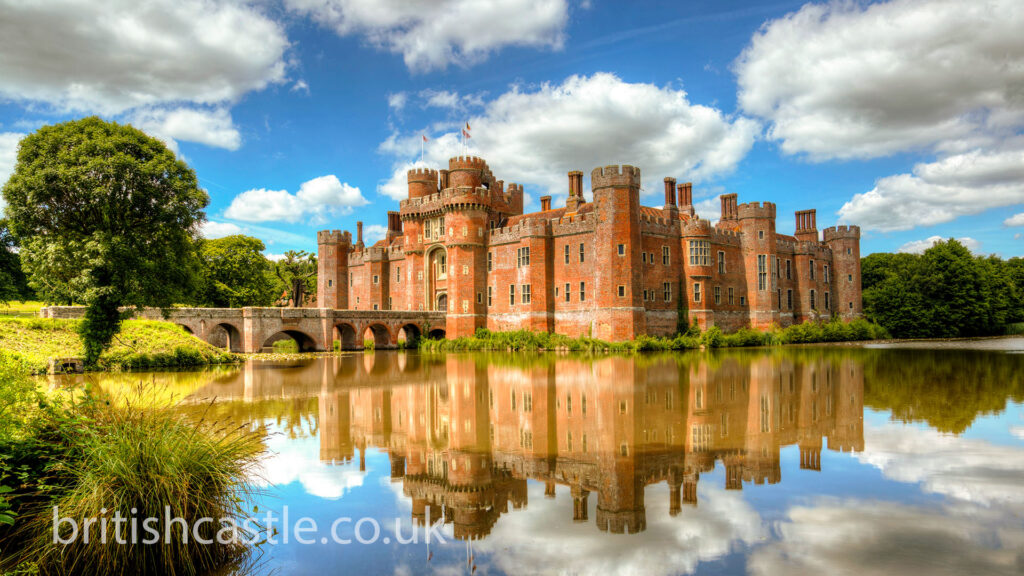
<box><xmin>448</xmin><ymin>155</ymin><xmax>489</xmax><ymax>171</ymax></box>
<box><xmin>823</xmin><ymin>225</ymin><xmax>861</xmax><ymax>241</ymax></box>
<box><xmin>407</xmin><ymin>167</ymin><xmax>438</xmax><ymax>181</ymax></box>
<box><xmin>681</xmin><ymin>218</ymin><xmax>713</xmax><ymax>237</ymax></box>
<box><xmin>596</xmin><ymin>508</ymin><xmax>646</xmax><ymax>534</ymax></box>
<box><xmin>738</xmin><ymin>201</ymin><xmax>776</xmax><ymax>219</ymax></box>
<box><xmin>317</xmin><ymin>229</ymin><xmax>352</xmax><ymax>245</ymax></box>
<box><xmin>507</xmin><ymin>183</ymin><xmax>523</xmax><ymax>195</ymax></box>
<box><xmin>591</xmin><ymin>165</ymin><xmax>641</xmax><ymax>190</ymax></box>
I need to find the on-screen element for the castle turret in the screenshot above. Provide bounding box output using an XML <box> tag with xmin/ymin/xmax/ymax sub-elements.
<box><xmin>407</xmin><ymin>168</ymin><xmax>438</xmax><ymax>199</ymax></box>
<box><xmin>317</xmin><ymin>229</ymin><xmax>351</xmax><ymax>310</ymax></box>
<box><xmin>738</xmin><ymin>201</ymin><xmax>778</xmax><ymax>329</ymax></box>
<box><xmin>824</xmin><ymin>225</ymin><xmax>862</xmax><ymax>320</ymax></box>
<box><xmin>592</xmin><ymin>165</ymin><xmax>646</xmax><ymax>340</ymax></box>
<box><xmin>444</xmin><ymin>158</ymin><xmax>490</xmax><ymax>337</ymax></box>
<box><xmin>448</xmin><ymin>156</ymin><xmax>487</xmax><ymax>189</ymax></box>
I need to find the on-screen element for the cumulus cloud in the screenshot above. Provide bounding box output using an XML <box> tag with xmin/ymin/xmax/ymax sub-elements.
<box><xmin>897</xmin><ymin>236</ymin><xmax>981</xmax><ymax>254</ymax></box>
<box><xmin>736</xmin><ymin>0</ymin><xmax>1024</xmax><ymax>161</ymax></box>
<box><xmin>199</xmin><ymin>220</ymin><xmax>244</xmax><ymax>239</ymax></box>
<box><xmin>0</xmin><ymin>131</ymin><xmax>24</xmax><ymax>191</ymax></box>
<box><xmin>1005</xmin><ymin>213</ymin><xmax>1024</xmax><ymax>227</ymax></box>
<box><xmin>378</xmin><ymin>73</ymin><xmax>758</xmax><ymax>203</ymax></box>
<box><xmin>387</xmin><ymin>92</ymin><xmax>408</xmax><ymax>112</ymax></box>
<box><xmin>838</xmin><ymin>146</ymin><xmax>1024</xmax><ymax>231</ymax></box>
<box><xmin>0</xmin><ymin>0</ymin><xmax>289</xmax><ymax>115</ymax></box>
<box><xmin>362</xmin><ymin>224</ymin><xmax>388</xmax><ymax>244</ymax></box>
<box><xmin>128</xmin><ymin>107</ymin><xmax>242</xmax><ymax>152</ymax></box>
<box><xmin>225</xmin><ymin>175</ymin><xmax>369</xmax><ymax>223</ymax></box>
<box><xmin>283</xmin><ymin>0</ymin><xmax>569</xmax><ymax>70</ymax></box>
<box><xmin>419</xmin><ymin>89</ymin><xmax>485</xmax><ymax>111</ymax></box>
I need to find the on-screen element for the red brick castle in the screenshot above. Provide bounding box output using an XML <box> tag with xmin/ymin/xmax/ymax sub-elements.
<box><xmin>317</xmin><ymin>156</ymin><xmax>862</xmax><ymax>340</ymax></box>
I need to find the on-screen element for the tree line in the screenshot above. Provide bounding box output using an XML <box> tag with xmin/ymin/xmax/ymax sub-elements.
<box><xmin>862</xmin><ymin>239</ymin><xmax>1024</xmax><ymax>338</ymax></box>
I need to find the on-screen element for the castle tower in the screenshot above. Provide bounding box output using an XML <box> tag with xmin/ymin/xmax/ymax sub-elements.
<box><xmin>317</xmin><ymin>229</ymin><xmax>351</xmax><ymax>310</ymax></box>
<box><xmin>444</xmin><ymin>156</ymin><xmax>491</xmax><ymax>337</ymax></box>
<box><xmin>824</xmin><ymin>225</ymin><xmax>862</xmax><ymax>320</ymax></box>
<box><xmin>738</xmin><ymin>200</ymin><xmax>779</xmax><ymax>329</ymax></box>
<box><xmin>592</xmin><ymin>165</ymin><xmax>646</xmax><ymax>340</ymax></box>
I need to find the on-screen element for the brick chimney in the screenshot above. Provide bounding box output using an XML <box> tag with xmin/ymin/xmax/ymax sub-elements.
<box><xmin>566</xmin><ymin>170</ymin><xmax>584</xmax><ymax>212</ymax></box>
<box><xmin>664</xmin><ymin>177</ymin><xmax>677</xmax><ymax>207</ymax></box>
<box><xmin>356</xmin><ymin>221</ymin><xmax>364</xmax><ymax>246</ymax></box>
<box><xmin>540</xmin><ymin>195</ymin><xmax>552</xmax><ymax>211</ymax></box>
<box><xmin>795</xmin><ymin>209</ymin><xmax>818</xmax><ymax>242</ymax></box>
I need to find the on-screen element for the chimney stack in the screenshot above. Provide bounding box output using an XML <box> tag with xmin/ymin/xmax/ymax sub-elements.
<box><xmin>664</xmin><ymin>177</ymin><xmax>677</xmax><ymax>206</ymax></box>
<box><xmin>387</xmin><ymin>211</ymin><xmax>402</xmax><ymax>234</ymax></box>
<box><xmin>678</xmin><ymin>182</ymin><xmax>693</xmax><ymax>206</ymax></box>
<box><xmin>356</xmin><ymin>221</ymin><xmax>364</xmax><ymax>245</ymax></box>
<box><xmin>720</xmin><ymin>193</ymin><xmax>738</xmax><ymax>221</ymax></box>
<box><xmin>438</xmin><ymin>169</ymin><xmax>449</xmax><ymax>190</ymax></box>
<box><xmin>540</xmin><ymin>195</ymin><xmax>552</xmax><ymax>211</ymax></box>
<box><xmin>567</xmin><ymin>170</ymin><xmax>585</xmax><ymax>211</ymax></box>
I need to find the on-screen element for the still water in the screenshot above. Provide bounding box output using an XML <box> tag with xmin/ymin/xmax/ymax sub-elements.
<box><xmin>58</xmin><ymin>341</ymin><xmax>1024</xmax><ymax>575</ymax></box>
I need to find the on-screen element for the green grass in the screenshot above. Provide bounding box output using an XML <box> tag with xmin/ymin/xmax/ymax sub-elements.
<box><xmin>0</xmin><ymin>301</ymin><xmax>45</xmax><ymax>319</ymax></box>
<box><xmin>420</xmin><ymin>318</ymin><xmax>889</xmax><ymax>353</ymax></box>
<box><xmin>0</xmin><ymin>318</ymin><xmax>238</xmax><ymax>373</ymax></box>
<box><xmin>1005</xmin><ymin>322</ymin><xmax>1024</xmax><ymax>335</ymax></box>
<box><xmin>0</xmin><ymin>353</ymin><xmax>265</xmax><ymax>575</ymax></box>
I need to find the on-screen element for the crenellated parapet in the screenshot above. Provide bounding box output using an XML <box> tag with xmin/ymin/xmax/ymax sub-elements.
<box><xmin>681</xmin><ymin>218</ymin><xmax>713</xmax><ymax>237</ymax></box>
<box><xmin>640</xmin><ymin>213</ymin><xmax>680</xmax><ymax>236</ymax></box>
<box><xmin>448</xmin><ymin>155</ymin><xmax>490</xmax><ymax>188</ymax></box>
<box><xmin>407</xmin><ymin>168</ymin><xmax>439</xmax><ymax>199</ymax></box>
<box><xmin>710</xmin><ymin>227</ymin><xmax>743</xmax><ymax>247</ymax></box>
<box><xmin>317</xmin><ymin>229</ymin><xmax>352</xmax><ymax>245</ymax></box>
<box><xmin>551</xmin><ymin>212</ymin><xmax>595</xmax><ymax>237</ymax></box>
<box><xmin>488</xmin><ymin>218</ymin><xmax>551</xmax><ymax>245</ymax></box>
<box><xmin>591</xmin><ymin>165</ymin><xmax>641</xmax><ymax>191</ymax></box>
<box><xmin>823</xmin><ymin>225</ymin><xmax>860</xmax><ymax>242</ymax></box>
<box><xmin>737</xmin><ymin>201</ymin><xmax>776</xmax><ymax>220</ymax></box>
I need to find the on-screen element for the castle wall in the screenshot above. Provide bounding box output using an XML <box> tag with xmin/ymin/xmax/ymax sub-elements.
<box><xmin>316</xmin><ymin>156</ymin><xmax>863</xmax><ymax>342</ymax></box>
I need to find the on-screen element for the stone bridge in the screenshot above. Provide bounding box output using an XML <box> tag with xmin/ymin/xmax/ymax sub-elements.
<box><xmin>39</xmin><ymin>307</ymin><xmax>447</xmax><ymax>353</ymax></box>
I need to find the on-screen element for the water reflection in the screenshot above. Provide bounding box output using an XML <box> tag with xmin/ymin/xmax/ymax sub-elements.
<box><xmin>56</xmin><ymin>344</ymin><xmax>1024</xmax><ymax>575</ymax></box>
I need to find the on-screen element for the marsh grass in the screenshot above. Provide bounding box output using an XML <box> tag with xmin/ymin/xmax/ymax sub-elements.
<box><xmin>0</xmin><ymin>365</ymin><xmax>266</xmax><ymax>576</ymax></box>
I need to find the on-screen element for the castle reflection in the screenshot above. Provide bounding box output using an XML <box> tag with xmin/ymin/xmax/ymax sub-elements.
<box><xmin>184</xmin><ymin>352</ymin><xmax>863</xmax><ymax>540</ymax></box>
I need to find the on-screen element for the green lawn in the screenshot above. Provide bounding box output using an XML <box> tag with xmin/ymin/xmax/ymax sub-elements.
<box><xmin>0</xmin><ymin>317</ymin><xmax>238</xmax><ymax>373</ymax></box>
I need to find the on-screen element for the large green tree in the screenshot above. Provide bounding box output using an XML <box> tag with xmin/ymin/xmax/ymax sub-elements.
<box><xmin>0</xmin><ymin>221</ymin><xmax>31</xmax><ymax>304</ymax></box>
<box><xmin>272</xmin><ymin>250</ymin><xmax>317</xmax><ymax>307</ymax></box>
<box><xmin>198</xmin><ymin>235</ymin><xmax>276</xmax><ymax>307</ymax></box>
<box><xmin>2</xmin><ymin>117</ymin><xmax>208</xmax><ymax>364</ymax></box>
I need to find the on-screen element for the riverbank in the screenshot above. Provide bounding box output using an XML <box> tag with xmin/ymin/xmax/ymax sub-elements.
<box><xmin>0</xmin><ymin>317</ymin><xmax>238</xmax><ymax>373</ymax></box>
<box><xmin>419</xmin><ymin>318</ymin><xmax>889</xmax><ymax>353</ymax></box>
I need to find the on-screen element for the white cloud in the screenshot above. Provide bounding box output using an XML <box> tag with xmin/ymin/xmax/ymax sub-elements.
<box><xmin>378</xmin><ymin>73</ymin><xmax>758</xmax><ymax>203</ymax></box>
<box><xmin>284</xmin><ymin>0</ymin><xmax>569</xmax><ymax>70</ymax></box>
<box><xmin>263</xmin><ymin>253</ymin><xmax>287</xmax><ymax>262</ymax></box>
<box><xmin>129</xmin><ymin>107</ymin><xmax>242</xmax><ymax>152</ymax></box>
<box><xmin>1005</xmin><ymin>213</ymin><xmax>1024</xmax><ymax>227</ymax></box>
<box><xmin>418</xmin><ymin>89</ymin><xmax>484</xmax><ymax>111</ymax></box>
<box><xmin>387</xmin><ymin>92</ymin><xmax>407</xmax><ymax>111</ymax></box>
<box><xmin>291</xmin><ymin>79</ymin><xmax>310</xmax><ymax>94</ymax></box>
<box><xmin>897</xmin><ymin>236</ymin><xmax>981</xmax><ymax>255</ymax></box>
<box><xmin>225</xmin><ymin>174</ymin><xmax>369</xmax><ymax>223</ymax></box>
<box><xmin>839</xmin><ymin>145</ymin><xmax>1024</xmax><ymax>231</ymax></box>
<box><xmin>362</xmin><ymin>224</ymin><xmax>388</xmax><ymax>244</ymax></box>
<box><xmin>200</xmin><ymin>220</ymin><xmax>244</xmax><ymax>239</ymax></box>
<box><xmin>0</xmin><ymin>132</ymin><xmax>24</xmax><ymax>198</ymax></box>
<box><xmin>736</xmin><ymin>0</ymin><xmax>1024</xmax><ymax>161</ymax></box>
<box><xmin>0</xmin><ymin>0</ymin><xmax>289</xmax><ymax>115</ymax></box>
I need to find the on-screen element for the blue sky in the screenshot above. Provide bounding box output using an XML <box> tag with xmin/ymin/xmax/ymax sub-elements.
<box><xmin>1</xmin><ymin>0</ymin><xmax>1022</xmax><ymax>258</ymax></box>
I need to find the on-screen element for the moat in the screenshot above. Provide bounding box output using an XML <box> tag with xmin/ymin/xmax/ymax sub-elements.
<box><xmin>52</xmin><ymin>341</ymin><xmax>1024</xmax><ymax>575</ymax></box>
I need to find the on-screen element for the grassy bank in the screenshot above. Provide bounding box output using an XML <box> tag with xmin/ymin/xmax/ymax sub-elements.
<box><xmin>0</xmin><ymin>352</ymin><xmax>265</xmax><ymax>575</ymax></box>
<box><xmin>0</xmin><ymin>318</ymin><xmax>237</xmax><ymax>373</ymax></box>
<box><xmin>420</xmin><ymin>318</ymin><xmax>889</xmax><ymax>353</ymax></box>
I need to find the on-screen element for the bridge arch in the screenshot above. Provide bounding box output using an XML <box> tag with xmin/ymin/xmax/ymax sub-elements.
<box><xmin>261</xmin><ymin>329</ymin><xmax>321</xmax><ymax>353</ymax></box>
<box><xmin>333</xmin><ymin>322</ymin><xmax>359</xmax><ymax>351</ymax></box>
<box><xmin>361</xmin><ymin>323</ymin><xmax>393</xmax><ymax>350</ymax></box>
<box><xmin>398</xmin><ymin>323</ymin><xmax>422</xmax><ymax>348</ymax></box>
<box><xmin>428</xmin><ymin>328</ymin><xmax>446</xmax><ymax>340</ymax></box>
<box><xmin>208</xmin><ymin>322</ymin><xmax>244</xmax><ymax>353</ymax></box>
<box><xmin>177</xmin><ymin>323</ymin><xmax>193</xmax><ymax>335</ymax></box>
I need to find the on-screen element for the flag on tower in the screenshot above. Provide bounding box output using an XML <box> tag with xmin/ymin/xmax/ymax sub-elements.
<box><xmin>422</xmin><ymin>134</ymin><xmax>428</xmax><ymax>142</ymax></box>
<box><xmin>462</xmin><ymin>128</ymin><xmax>471</xmax><ymax>139</ymax></box>
<box><xmin>465</xmin><ymin>122</ymin><xmax>471</xmax><ymax>132</ymax></box>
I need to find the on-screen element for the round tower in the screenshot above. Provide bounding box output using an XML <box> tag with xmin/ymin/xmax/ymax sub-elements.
<box><xmin>592</xmin><ymin>164</ymin><xmax>645</xmax><ymax>340</ymax></box>
<box><xmin>407</xmin><ymin>168</ymin><xmax>438</xmax><ymax>199</ymax></box>
<box><xmin>823</xmin><ymin>225</ymin><xmax>862</xmax><ymax>320</ymax></box>
<box><xmin>448</xmin><ymin>156</ymin><xmax>488</xmax><ymax>189</ymax></box>
<box><xmin>738</xmin><ymin>201</ymin><xmax>779</xmax><ymax>329</ymax></box>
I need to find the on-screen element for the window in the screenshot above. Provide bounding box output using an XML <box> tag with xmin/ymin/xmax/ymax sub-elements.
<box><xmin>487</xmin><ymin>252</ymin><xmax>492</xmax><ymax>272</ymax></box>
<box><xmin>580</xmin><ymin>243</ymin><xmax>585</xmax><ymax>262</ymax></box>
<box><xmin>509</xmin><ymin>285</ymin><xmax>515</xmax><ymax>306</ymax></box>
<box><xmin>396</xmin><ymin>266</ymin><xmax>401</xmax><ymax>283</ymax></box>
<box><xmin>810</xmin><ymin>289</ymin><xmax>817</xmax><ymax>310</ymax></box>
<box><xmin>564</xmin><ymin>244</ymin><xmax>570</xmax><ymax>264</ymax></box>
<box><xmin>521</xmin><ymin>284</ymin><xmax>531</xmax><ymax>304</ymax></box>
<box><xmin>849</xmin><ymin>301</ymin><xmax>854</xmax><ymax>310</ymax></box>
<box><xmin>580</xmin><ymin>282</ymin><xmax>586</xmax><ymax>301</ymax></box>
<box><xmin>787</xmin><ymin>289</ymin><xmax>793</xmax><ymax>309</ymax></box>
<box><xmin>740</xmin><ymin>296</ymin><xmax>746</xmax><ymax>306</ymax></box>
<box><xmin>582</xmin><ymin>394</ymin><xmax>587</xmax><ymax>415</ymax></box>
<box><xmin>373</xmin><ymin>304</ymin><xmax>378</xmax><ymax>310</ymax></box>
<box><xmin>786</xmin><ymin>259</ymin><xmax>792</xmax><ymax>280</ymax></box>
<box><xmin>328</xmin><ymin>279</ymin><xmax>332</xmax><ymax>287</ymax></box>
<box><xmin>642</xmin><ymin>252</ymin><xmax>647</xmax><ymax>264</ymax></box>
<box><xmin>618</xmin><ymin>285</ymin><xmax>625</xmax><ymax>297</ymax></box>
<box><xmin>462</xmin><ymin>264</ymin><xmax>468</xmax><ymax>275</ymax></box>
<box><xmin>488</xmin><ymin>286</ymin><xmax>493</xmax><ymax>306</ymax></box>
<box><xmin>728</xmin><ymin>287</ymin><xmax>735</xmax><ymax>305</ymax></box>
<box><xmin>714</xmin><ymin>286</ymin><xmax>721</xmax><ymax>304</ymax></box>
<box><xmin>439</xmin><ymin>253</ymin><xmax>447</xmax><ymax>276</ymax></box>
<box><xmin>758</xmin><ymin>254</ymin><xmax>767</xmax><ymax>291</ymax></box>
<box><xmin>718</xmin><ymin>251</ymin><xmax>725</xmax><ymax>273</ymax></box>
<box><xmin>693</xmin><ymin>283</ymin><xmax>702</xmax><ymax>303</ymax></box>
<box><xmin>758</xmin><ymin>230</ymin><xmax>765</xmax><ymax>239</ymax></box>
<box><xmin>517</xmin><ymin>247</ymin><xmax>530</xmax><ymax>267</ymax></box>
<box><xmin>511</xmin><ymin>390</ymin><xmax>517</xmax><ymax>411</ymax></box>
<box><xmin>664</xmin><ymin>282</ymin><xmax>672</xmax><ymax>302</ymax></box>
<box><xmin>810</xmin><ymin>260</ymin><xmax>816</xmax><ymax>280</ymax></box>
<box><xmin>824</xmin><ymin>264</ymin><xmax>830</xmax><ymax>283</ymax></box>
<box><xmin>824</xmin><ymin>292</ymin><xmax>830</xmax><ymax>310</ymax></box>
<box><xmin>566</xmin><ymin>393</ymin><xmax>572</xmax><ymax>414</ymax></box>
<box><xmin>618</xmin><ymin>244</ymin><xmax>625</xmax><ymax>256</ymax></box>
<box><xmin>643</xmin><ymin>289</ymin><xmax>648</xmax><ymax>300</ymax></box>
<box><xmin>688</xmin><ymin>240</ymin><xmax>709</xmax><ymax>266</ymax></box>
<box><xmin>663</xmin><ymin>246</ymin><xmax>670</xmax><ymax>265</ymax></box>
<box><xmin>848</xmin><ymin>274</ymin><xmax>853</xmax><ymax>282</ymax></box>
<box><xmin>565</xmin><ymin>283</ymin><xmax>570</xmax><ymax>302</ymax></box>
<box><xmin>477</xmin><ymin>292</ymin><xmax>482</xmax><ymax>304</ymax></box>
<box><xmin>847</xmin><ymin>247</ymin><xmax>852</xmax><ymax>255</ymax></box>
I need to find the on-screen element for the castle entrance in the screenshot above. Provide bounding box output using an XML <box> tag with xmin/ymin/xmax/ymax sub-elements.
<box><xmin>425</xmin><ymin>245</ymin><xmax>448</xmax><ymax>312</ymax></box>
